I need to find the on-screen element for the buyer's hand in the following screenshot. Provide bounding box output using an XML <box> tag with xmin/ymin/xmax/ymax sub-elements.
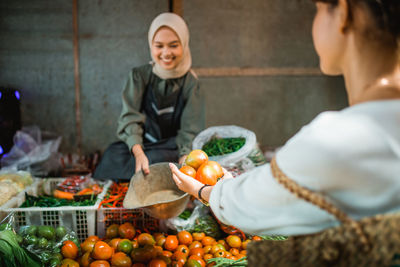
<box><xmin>169</xmin><ymin>163</ymin><xmax>210</xmax><ymax>200</ymax></box>
<box><xmin>132</xmin><ymin>144</ymin><xmax>150</xmax><ymax>175</ymax></box>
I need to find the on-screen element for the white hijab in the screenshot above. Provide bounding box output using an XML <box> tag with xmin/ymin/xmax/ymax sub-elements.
<box><xmin>148</xmin><ymin>12</ymin><xmax>192</xmax><ymax>79</ymax></box>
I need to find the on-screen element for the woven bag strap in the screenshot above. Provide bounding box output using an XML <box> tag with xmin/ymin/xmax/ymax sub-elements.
<box><xmin>270</xmin><ymin>156</ymin><xmax>370</xmax><ymax>250</ymax></box>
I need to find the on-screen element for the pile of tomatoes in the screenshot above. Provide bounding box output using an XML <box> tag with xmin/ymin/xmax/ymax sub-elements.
<box><xmin>180</xmin><ymin>150</ymin><xmax>224</xmax><ymax>186</ymax></box>
<box><xmin>58</xmin><ymin>222</ymin><xmax>260</xmax><ymax>267</ymax></box>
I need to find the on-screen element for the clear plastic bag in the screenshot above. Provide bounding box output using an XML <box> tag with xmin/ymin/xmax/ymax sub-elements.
<box><xmin>192</xmin><ymin>125</ymin><xmax>267</xmax><ymax>176</ymax></box>
<box><xmin>0</xmin><ymin>125</ymin><xmax>62</xmax><ymax>176</ymax></box>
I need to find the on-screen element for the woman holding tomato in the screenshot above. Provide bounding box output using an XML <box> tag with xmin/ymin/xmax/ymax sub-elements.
<box><xmin>170</xmin><ymin>0</ymin><xmax>400</xmax><ymax>236</ymax></box>
<box><xmin>94</xmin><ymin>13</ymin><xmax>205</xmax><ymax>180</ymax></box>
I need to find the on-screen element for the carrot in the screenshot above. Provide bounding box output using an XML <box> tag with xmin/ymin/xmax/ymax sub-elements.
<box><xmin>53</xmin><ymin>189</ymin><xmax>74</xmax><ymax>200</ymax></box>
<box><xmin>77</xmin><ymin>188</ymin><xmax>94</xmax><ymax>195</ymax></box>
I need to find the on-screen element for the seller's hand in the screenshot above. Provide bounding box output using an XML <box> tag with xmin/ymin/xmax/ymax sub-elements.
<box><xmin>169</xmin><ymin>163</ymin><xmax>213</xmax><ymax>202</ymax></box>
<box><xmin>132</xmin><ymin>144</ymin><xmax>150</xmax><ymax>175</ymax></box>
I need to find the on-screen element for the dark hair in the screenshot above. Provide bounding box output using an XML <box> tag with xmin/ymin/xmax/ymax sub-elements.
<box><xmin>314</xmin><ymin>0</ymin><xmax>400</xmax><ymax>41</ymax></box>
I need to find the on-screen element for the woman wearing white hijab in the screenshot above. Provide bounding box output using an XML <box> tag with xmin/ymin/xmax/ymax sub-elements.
<box><xmin>94</xmin><ymin>13</ymin><xmax>205</xmax><ymax>180</ymax></box>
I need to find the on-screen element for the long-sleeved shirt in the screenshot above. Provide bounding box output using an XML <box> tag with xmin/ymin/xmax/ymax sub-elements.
<box><xmin>210</xmin><ymin>99</ymin><xmax>400</xmax><ymax>236</ymax></box>
<box><xmin>117</xmin><ymin>64</ymin><xmax>205</xmax><ymax>157</ymax></box>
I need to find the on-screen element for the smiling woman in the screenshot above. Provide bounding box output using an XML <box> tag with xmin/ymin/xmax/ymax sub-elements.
<box><xmin>93</xmin><ymin>13</ymin><xmax>205</xmax><ymax>180</ymax></box>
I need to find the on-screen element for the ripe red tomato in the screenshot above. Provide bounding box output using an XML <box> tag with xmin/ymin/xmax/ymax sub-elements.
<box><xmin>195</xmin><ymin>162</ymin><xmax>218</xmax><ymax>185</ymax></box>
<box><xmin>185</xmin><ymin>150</ymin><xmax>208</xmax><ymax>170</ymax></box>
<box><xmin>179</xmin><ymin>165</ymin><xmax>196</xmax><ymax>178</ymax></box>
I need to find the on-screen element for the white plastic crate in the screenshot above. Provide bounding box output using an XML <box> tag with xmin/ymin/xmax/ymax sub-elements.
<box><xmin>1</xmin><ymin>178</ymin><xmax>112</xmax><ymax>242</ymax></box>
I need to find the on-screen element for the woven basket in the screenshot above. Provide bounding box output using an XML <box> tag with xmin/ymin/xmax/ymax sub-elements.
<box><xmin>247</xmin><ymin>157</ymin><xmax>400</xmax><ymax>266</ymax></box>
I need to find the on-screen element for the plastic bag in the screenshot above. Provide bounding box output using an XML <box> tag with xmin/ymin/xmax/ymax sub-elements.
<box><xmin>165</xmin><ymin>200</ymin><xmax>222</xmax><ymax>239</ymax></box>
<box><xmin>192</xmin><ymin>125</ymin><xmax>267</xmax><ymax>176</ymax></box>
<box><xmin>0</xmin><ymin>125</ymin><xmax>62</xmax><ymax>176</ymax></box>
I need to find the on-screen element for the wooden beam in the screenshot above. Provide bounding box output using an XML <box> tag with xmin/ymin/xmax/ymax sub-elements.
<box><xmin>171</xmin><ymin>0</ymin><xmax>183</xmax><ymax>17</ymax></box>
<box><xmin>72</xmin><ymin>0</ymin><xmax>82</xmax><ymax>155</ymax></box>
<box><xmin>192</xmin><ymin>67</ymin><xmax>322</xmax><ymax>77</ymax></box>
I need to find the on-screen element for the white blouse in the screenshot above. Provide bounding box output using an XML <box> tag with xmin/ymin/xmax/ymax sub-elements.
<box><xmin>209</xmin><ymin>100</ymin><xmax>400</xmax><ymax>236</ymax></box>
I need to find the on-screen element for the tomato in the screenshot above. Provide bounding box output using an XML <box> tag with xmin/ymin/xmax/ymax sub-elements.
<box><xmin>207</xmin><ymin>161</ymin><xmax>224</xmax><ymax>179</ymax></box>
<box><xmin>86</xmin><ymin>235</ymin><xmax>100</xmax><ymax>242</ymax></box>
<box><xmin>178</xmin><ymin>244</ymin><xmax>190</xmax><ymax>255</ymax></box>
<box><xmin>217</xmin><ymin>239</ymin><xmax>229</xmax><ymax>250</ymax></box>
<box><xmin>188</xmin><ymin>255</ymin><xmax>206</xmax><ymax>267</ymax></box>
<box><xmin>105</xmin><ymin>224</ymin><xmax>119</xmax><ymax>239</ymax></box>
<box><xmin>240</xmin><ymin>250</ymin><xmax>247</xmax><ymax>255</ymax></box>
<box><xmin>252</xmin><ymin>235</ymin><xmax>262</xmax><ymax>241</ymax></box>
<box><xmin>118</xmin><ymin>222</ymin><xmax>136</xmax><ymax>240</ymax></box>
<box><xmin>229</xmin><ymin>247</ymin><xmax>239</xmax><ymax>256</ymax></box>
<box><xmin>131</xmin><ymin>246</ymin><xmax>155</xmax><ymax>263</ymax></box>
<box><xmin>201</xmin><ymin>236</ymin><xmax>215</xmax><ymax>247</ymax></box>
<box><xmin>171</xmin><ymin>260</ymin><xmax>184</xmax><ymax>267</ymax></box>
<box><xmin>92</xmin><ymin>241</ymin><xmax>113</xmax><ymax>260</ymax></box>
<box><xmin>61</xmin><ymin>240</ymin><xmax>78</xmax><ymax>259</ymax></box>
<box><xmin>61</xmin><ymin>258</ymin><xmax>80</xmax><ymax>267</ymax></box>
<box><xmin>156</xmin><ymin>235</ymin><xmax>166</xmax><ymax>247</ymax></box>
<box><xmin>164</xmin><ymin>235</ymin><xmax>179</xmax><ymax>251</ymax></box>
<box><xmin>203</xmin><ymin>253</ymin><xmax>213</xmax><ymax>261</ymax></box>
<box><xmin>117</xmin><ymin>239</ymin><xmax>133</xmax><ymax>254</ymax></box>
<box><xmin>241</xmin><ymin>239</ymin><xmax>251</xmax><ymax>250</ymax></box>
<box><xmin>189</xmin><ymin>240</ymin><xmax>203</xmax><ymax>250</ymax></box>
<box><xmin>195</xmin><ymin>162</ymin><xmax>218</xmax><ymax>185</ymax></box>
<box><xmin>210</xmin><ymin>244</ymin><xmax>225</xmax><ymax>255</ymax></box>
<box><xmin>81</xmin><ymin>240</ymin><xmax>96</xmax><ymax>253</ymax></box>
<box><xmin>192</xmin><ymin>232</ymin><xmax>205</xmax><ymax>241</ymax></box>
<box><xmin>177</xmin><ymin>230</ymin><xmax>193</xmax><ymax>245</ymax></box>
<box><xmin>185</xmin><ymin>150</ymin><xmax>208</xmax><ymax>170</ymax></box>
<box><xmin>213</xmin><ymin>250</ymin><xmax>225</xmax><ymax>258</ymax></box>
<box><xmin>89</xmin><ymin>260</ymin><xmax>110</xmax><ymax>267</ymax></box>
<box><xmin>132</xmin><ymin>263</ymin><xmax>146</xmax><ymax>267</ymax></box>
<box><xmin>108</xmin><ymin>238</ymin><xmax>121</xmax><ymax>249</ymax></box>
<box><xmin>189</xmin><ymin>247</ymin><xmax>205</xmax><ymax>258</ymax></box>
<box><xmin>80</xmin><ymin>251</ymin><xmax>93</xmax><ymax>267</ymax></box>
<box><xmin>148</xmin><ymin>258</ymin><xmax>168</xmax><ymax>267</ymax></box>
<box><xmin>111</xmin><ymin>252</ymin><xmax>132</xmax><ymax>267</ymax></box>
<box><xmin>226</xmin><ymin>235</ymin><xmax>242</xmax><ymax>248</ymax></box>
<box><xmin>179</xmin><ymin>165</ymin><xmax>197</xmax><ymax>178</ymax></box>
<box><xmin>202</xmin><ymin>245</ymin><xmax>212</xmax><ymax>254</ymax></box>
<box><xmin>138</xmin><ymin>232</ymin><xmax>156</xmax><ymax>246</ymax></box>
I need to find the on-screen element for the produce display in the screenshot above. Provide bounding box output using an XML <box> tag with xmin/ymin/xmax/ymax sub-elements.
<box><xmin>202</xmin><ymin>137</ymin><xmax>246</xmax><ymax>157</ymax></box>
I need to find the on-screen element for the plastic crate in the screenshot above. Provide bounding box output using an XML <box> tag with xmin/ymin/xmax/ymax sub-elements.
<box><xmin>97</xmin><ymin>207</ymin><xmax>161</xmax><ymax>237</ymax></box>
<box><xmin>1</xmin><ymin>178</ymin><xmax>112</xmax><ymax>242</ymax></box>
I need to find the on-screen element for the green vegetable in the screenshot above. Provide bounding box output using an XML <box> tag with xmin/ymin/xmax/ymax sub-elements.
<box><xmin>260</xmin><ymin>235</ymin><xmax>288</xmax><ymax>241</ymax></box>
<box><xmin>202</xmin><ymin>137</ymin><xmax>246</xmax><ymax>157</ymax></box>
<box><xmin>207</xmin><ymin>256</ymin><xmax>248</xmax><ymax>266</ymax></box>
<box><xmin>37</xmin><ymin>237</ymin><xmax>48</xmax><ymax>249</ymax></box>
<box><xmin>23</xmin><ymin>235</ymin><xmax>38</xmax><ymax>246</ymax></box>
<box><xmin>20</xmin><ymin>192</ymin><xmax>97</xmax><ymax>208</ymax></box>
<box><xmin>187</xmin><ymin>214</ymin><xmax>222</xmax><ymax>239</ymax></box>
<box><xmin>55</xmin><ymin>226</ymin><xmax>67</xmax><ymax>240</ymax></box>
<box><xmin>38</xmin><ymin>225</ymin><xmax>56</xmax><ymax>240</ymax></box>
<box><xmin>0</xmin><ymin>230</ymin><xmax>41</xmax><ymax>267</ymax></box>
<box><xmin>178</xmin><ymin>210</ymin><xmax>192</xmax><ymax>220</ymax></box>
<box><xmin>0</xmin><ymin>223</ymin><xmax>12</xmax><ymax>231</ymax></box>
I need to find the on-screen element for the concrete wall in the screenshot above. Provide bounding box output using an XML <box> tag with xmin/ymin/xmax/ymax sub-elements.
<box><xmin>0</xmin><ymin>0</ymin><xmax>348</xmax><ymax>154</ymax></box>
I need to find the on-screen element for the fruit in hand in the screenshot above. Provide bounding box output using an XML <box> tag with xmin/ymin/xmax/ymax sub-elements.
<box><xmin>179</xmin><ymin>165</ymin><xmax>196</xmax><ymax>178</ymax></box>
<box><xmin>196</xmin><ymin>162</ymin><xmax>220</xmax><ymax>186</ymax></box>
<box><xmin>185</xmin><ymin>150</ymin><xmax>208</xmax><ymax>170</ymax></box>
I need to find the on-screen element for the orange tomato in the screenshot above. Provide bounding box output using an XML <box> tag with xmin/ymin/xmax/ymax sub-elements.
<box><xmin>229</xmin><ymin>248</ymin><xmax>239</xmax><ymax>256</ymax></box>
<box><xmin>148</xmin><ymin>258</ymin><xmax>168</xmax><ymax>267</ymax></box>
<box><xmin>118</xmin><ymin>222</ymin><xmax>136</xmax><ymax>240</ymax></box>
<box><xmin>207</xmin><ymin>161</ymin><xmax>224</xmax><ymax>179</ymax></box>
<box><xmin>252</xmin><ymin>235</ymin><xmax>262</xmax><ymax>241</ymax></box>
<box><xmin>105</xmin><ymin>224</ymin><xmax>119</xmax><ymax>239</ymax></box>
<box><xmin>61</xmin><ymin>240</ymin><xmax>78</xmax><ymax>259</ymax></box>
<box><xmin>92</xmin><ymin>241</ymin><xmax>113</xmax><ymax>260</ymax></box>
<box><xmin>210</xmin><ymin>244</ymin><xmax>225</xmax><ymax>255</ymax></box>
<box><xmin>86</xmin><ymin>235</ymin><xmax>100</xmax><ymax>242</ymax></box>
<box><xmin>241</xmin><ymin>239</ymin><xmax>251</xmax><ymax>250</ymax></box>
<box><xmin>162</xmin><ymin>250</ymin><xmax>173</xmax><ymax>258</ymax></box>
<box><xmin>89</xmin><ymin>260</ymin><xmax>110</xmax><ymax>267</ymax></box>
<box><xmin>202</xmin><ymin>245</ymin><xmax>212</xmax><ymax>254</ymax></box>
<box><xmin>164</xmin><ymin>235</ymin><xmax>179</xmax><ymax>251</ymax></box>
<box><xmin>61</xmin><ymin>258</ymin><xmax>80</xmax><ymax>267</ymax></box>
<box><xmin>226</xmin><ymin>235</ymin><xmax>242</xmax><ymax>248</ymax></box>
<box><xmin>188</xmin><ymin>255</ymin><xmax>206</xmax><ymax>267</ymax></box>
<box><xmin>108</xmin><ymin>238</ymin><xmax>121</xmax><ymax>249</ymax></box>
<box><xmin>111</xmin><ymin>252</ymin><xmax>132</xmax><ymax>267</ymax></box>
<box><xmin>138</xmin><ymin>232</ymin><xmax>156</xmax><ymax>246</ymax></box>
<box><xmin>189</xmin><ymin>240</ymin><xmax>203</xmax><ymax>250</ymax></box>
<box><xmin>189</xmin><ymin>247</ymin><xmax>205</xmax><ymax>258</ymax></box>
<box><xmin>177</xmin><ymin>230</ymin><xmax>193</xmax><ymax>245</ymax></box>
<box><xmin>185</xmin><ymin>150</ymin><xmax>208</xmax><ymax>170</ymax></box>
<box><xmin>80</xmin><ymin>251</ymin><xmax>93</xmax><ymax>267</ymax></box>
<box><xmin>171</xmin><ymin>261</ymin><xmax>184</xmax><ymax>267</ymax></box>
<box><xmin>203</xmin><ymin>253</ymin><xmax>213</xmax><ymax>261</ymax></box>
<box><xmin>192</xmin><ymin>232</ymin><xmax>205</xmax><ymax>241</ymax></box>
<box><xmin>81</xmin><ymin>240</ymin><xmax>96</xmax><ymax>254</ymax></box>
<box><xmin>132</xmin><ymin>264</ymin><xmax>146</xmax><ymax>267</ymax></box>
<box><xmin>195</xmin><ymin>162</ymin><xmax>218</xmax><ymax>185</ymax></box>
<box><xmin>176</xmin><ymin>244</ymin><xmax>190</xmax><ymax>256</ymax></box>
<box><xmin>201</xmin><ymin>236</ymin><xmax>215</xmax><ymax>247</ymax></box>
<box><xmin>179</xmin><ymin>165</ymin><xmax>197</xmax><ymax>178</ymax></box>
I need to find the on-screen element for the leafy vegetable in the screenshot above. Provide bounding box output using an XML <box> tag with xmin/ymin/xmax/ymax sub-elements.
<box><xmin>187</xmin><ymin>214</ymin><xmax>222</xmax><ymax>239</ymax></box>
<box><xmin>20</xmin><ymin>192</ymin><xmax>97</xmax><ymax>207</ymax></box>
<box><xmin>0</xmin><ymin>230</ymin><xmax>41</xmax><ymax>267</ymax></box>
<box><xmin>207</xmin><ymin>256</ymin><xmax>248</xmax><ymax>266</ymax></box>
<box><xmin>202</xmin><ymin>137</ymin><xmax>246</xmax><ymax>157</ymax></box>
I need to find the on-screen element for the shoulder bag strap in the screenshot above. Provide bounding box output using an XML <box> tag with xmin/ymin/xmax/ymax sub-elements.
<box><xmin>270</xmin><ymin>156</ymin><xmax>370</xmax><ymax>251</ymax></box>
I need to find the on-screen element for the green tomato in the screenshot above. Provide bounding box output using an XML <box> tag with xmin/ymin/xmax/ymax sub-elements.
<box><xmin>24</xmin><ymin>235</ymin><xmax>38</xmax><ymax>246</ymax></box>
<box><xmin>38</xmin><ymin>225</ymin><xmax>56</xmax><ymax>240</ymax></box>
<box><xmin>55</xmin><ymin>226</ymin><xmax>67</xmax><ymax>240</ymax></box>
<box><xmin>38</xmin><ymin>237</ymin><xmax>48</xmax><ymax>249</ymax></box>
<box><xmin>47</xmin><ymin>257</ymin><xmax>61</xmax><ymax>267</ymax></box>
